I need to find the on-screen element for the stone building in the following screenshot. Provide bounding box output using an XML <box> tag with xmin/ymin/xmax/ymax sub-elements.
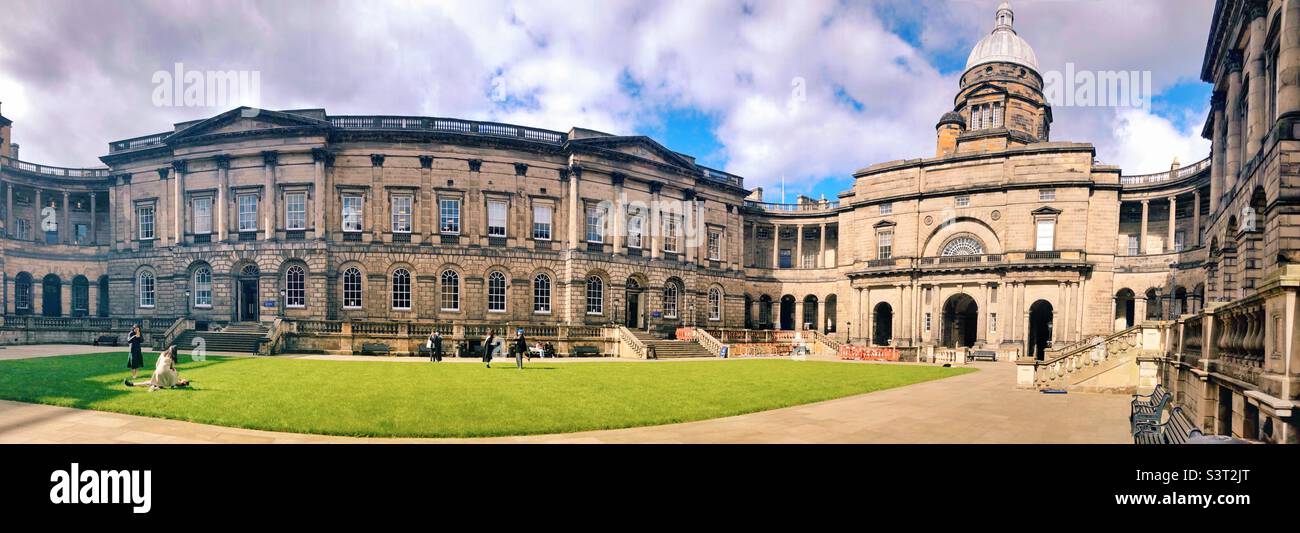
<box><xmin>0</xmin><ymin>1</ymin><xmax>1295</xmax><ymax>437</ymax></box>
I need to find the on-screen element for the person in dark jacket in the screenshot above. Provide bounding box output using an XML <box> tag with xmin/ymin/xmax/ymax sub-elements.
<box><xmin>513</xmin><ymin>330</ymin><xmax>528</xmax><ymax>369</ymax></box>
<box><xmin>482</xmin><ymin>333</ymin><xmax>495</xmax><ymax>368</ymax></box>
<box><xmin>125</xmin><ymin>324</ymin><xmax>144</xmax><ymax>382</ymax></box>
<box><xmin>427</xmin><ymin>331</ymin><xmax>443</xmax><ymax>362</ymax></box>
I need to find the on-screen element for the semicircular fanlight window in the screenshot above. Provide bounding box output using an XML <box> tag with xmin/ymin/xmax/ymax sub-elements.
<box><xmin>941</xmin><ymin>236</ymin><xmax>984</xmax><ymax>256</ymax></box>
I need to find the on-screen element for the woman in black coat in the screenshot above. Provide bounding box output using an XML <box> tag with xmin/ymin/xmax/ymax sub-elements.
<box><xmin>125</xmin><ymin>324</ymin><xmax>144</xmax><ymax>381</ymax></box>
<box><xmin>481</xmin><ymin>333</ymin><xmax>495</xmax><ymax>368</ymax></box>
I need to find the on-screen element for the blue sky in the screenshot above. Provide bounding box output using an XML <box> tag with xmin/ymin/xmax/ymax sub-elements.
<box><xmin>0</xmin><ymin>0</ymin><xmax>1215</xmax><ymax>202</ymax></box>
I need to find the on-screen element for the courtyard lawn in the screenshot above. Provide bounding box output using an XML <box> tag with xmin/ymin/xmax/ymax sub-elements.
<box><xmin>0</xmin><ymin>353</ymin><xmax>973</xmax><ymax>438</ymax></box>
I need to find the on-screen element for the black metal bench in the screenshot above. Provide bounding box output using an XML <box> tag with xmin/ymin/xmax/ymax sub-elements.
<box><xmin>1130</xmin><ymin>384</ymin><xmax>1170</xmax><ymax>433</ymax></box>
<box><xmin>92</xmin><ymin>334</ymin><xmax>120</xmax><ymax>346</ymax></box>
<box><xmin>968</xmin><ymin>350</ymin><xmax>997</xmax><ymax>362</ymax></box>
<box><xmin>360</xmin><ymin>343</ymin><xmax>390</xmax><ymax>356</ymax></box>
<box><xmin>571</xmin><ymin>345</ymin><xmax>602</xmax><ymax>357</ymax></box>
<box><xmin>1134</xmin><ymin>407</ymin><xmax>1203</xmax><ymax>444</ymax></box>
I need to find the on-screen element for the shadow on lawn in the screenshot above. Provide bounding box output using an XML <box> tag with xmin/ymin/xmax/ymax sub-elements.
<box><xmin>0</xmin><ymin>351</ymin><xmax>239</xmax><ymax>411</ymax></box>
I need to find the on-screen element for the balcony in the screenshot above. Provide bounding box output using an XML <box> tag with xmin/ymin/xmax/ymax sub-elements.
<box><xmin>742</xmin><ymin>199</ymin><xmax>841</xmax><ymax>214</ymax></box>
<box><xmin>0</xmin><ymin>155</ymin><xmax>111</xmax><ymax>179</ymax></box>
<box><xmin>1119</xmin><ymin>156</ymin><xmax>1209</xmax><ymax>187</ymax></box>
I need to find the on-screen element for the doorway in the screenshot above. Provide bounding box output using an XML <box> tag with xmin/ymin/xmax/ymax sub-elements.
<box><xmin>942</xmin><ymin>293</ymin><xmax>978</xmax><ymax>348</ymax></box>
<box><xmin>872</xmin><ymin>302</ymin><xmax>893</xmax><ymax>346</ymax></box>
<box><xmin>238</xmin><ymin>263</ymin><xmax>260</xmax><ymax>322</ymax></box>
<box><xmin>1028</xmin><ymin>300</ymin><xmax>1054</xmax><ymax>360</ymax></box>
<box><xmin>625</xmin><ymin>278</ymin><xmax>643</xmax><ymax>329</ymax></box>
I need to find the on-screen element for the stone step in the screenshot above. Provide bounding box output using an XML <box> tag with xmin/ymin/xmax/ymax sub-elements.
<box><xmin>172</xmin><ymin>330</ymin><xmax>264</xmax><ymax>354</ymax></box>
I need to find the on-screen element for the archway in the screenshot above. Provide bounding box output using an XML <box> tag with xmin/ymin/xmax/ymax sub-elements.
<box><xmin>625</xmin><ymin>277</ymin><xmax>645</xmax><ymax>329</ymax></box>
<box><xmin>779</xmin><ymin>295</ymin><xmax>795</xmax><ymax>330</ymax></box>
<box><xmin>1144</xmin><ymin>288</ymin><xmax>1161</xmax><ymax>321</ymax></box>
<box><xmin>1114</xmin><ymin>289</ymin><xmax>1135</xmax><ymax>329</ymax></box>
<box><xmin>941</xmin><ymin>293</ymin><xmax>978</xmax><ymax>348</ymax></box>
<box><xmin>872</xmin><ymin>302</ymin><xmax>893</xmax><ymax>346</ymax></box>
<box><xmin>802</xmin><ymin>295</ymin><xmax>818</xmax><ymax>330</ymax></box>
<box><xmin>824</xmin><ymin>294</ymin><xmax>837</xmax><ymax>332</ymax></box>
<box><xmin>1174</xmin><ymin>286</ymin><xmax>1188</xmax><ymax>317</ymax></box>
<box><xmin>1028</xmin><ymin>300</ymin><xmax>1054</xmax><ymax>360</ymax></box>
<box><xmin>743</xmin><ymin>294</ymin><xmax>753</xmax><ymax>329</ymax></box>
<box><xmin>71</xmin><ymin>276</ymin><xmax>89</xmax><ymax>317</ymax></box>
<box><xmin>237</xmin><ymin>263</ymin><xmax>260</xmax><ymax>322</ymax></box>
<box><xmin>42</xmin><ymin>274</ymin><xmax>62</xmax><ymax>317</ymax></box>
<box><xmin>759</xmin><ymin>295</ymin><xmax>773</xmax><ymax>329</ymax></box>
<box><xmin>97</xmin><ymin>275</ymin><xmax>110</xmax><ymax>317</ymax></box>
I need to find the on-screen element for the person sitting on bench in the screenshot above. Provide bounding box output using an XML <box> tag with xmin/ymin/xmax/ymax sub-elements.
<box><xmin>125</xmin><ymin>346</ymin><xmax>190</xmax><ymax>391</ymax></box>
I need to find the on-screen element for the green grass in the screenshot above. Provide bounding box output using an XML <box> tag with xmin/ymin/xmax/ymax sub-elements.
<box><xmin>0</xmin><ymin>353</ymin><xmax>974</xmax><ymax>438</ymax></box>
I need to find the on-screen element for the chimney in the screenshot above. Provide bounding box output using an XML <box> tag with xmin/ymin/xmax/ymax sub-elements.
<box><xmin>935</xmin><ymin>111</ymin><xmax>965</xmax><ymax>158</ymax></box>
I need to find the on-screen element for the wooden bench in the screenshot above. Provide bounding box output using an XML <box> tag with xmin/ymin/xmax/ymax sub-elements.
<box><xmin>968</xmin><ymin>350</ymin><xmax>998</xmax><ymax>362</ymax></box>
<box><xmin>92</xmin><ymin>334</ymin><xmax>120</xmax><ymax>346</ymax></box>
<box><xmin>1134</xmin><ymin>407</ymin><xmax>1203</xmax><ymax>444</ymax></box>
<box><xmin>571</xmin><ymin>345</ymin><xmax>602</xmax><ymax>357</ymax></box>
<box><xmin>1130</xmin><ymin>384</ymin><xmax>1170</xmax><ymax>433</ymax></box>
<box><xmin>360</xmin><ymin>343</ymin><xmax>390</xmax><ymax>356</ymax></box>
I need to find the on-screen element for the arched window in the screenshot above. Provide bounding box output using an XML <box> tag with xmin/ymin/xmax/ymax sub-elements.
<box><xmin>941</xmin><ymin>236</ymin><xmax>984</xmax><ymax>256</ymax></box>
<box><xmin>440</xmin><ymin>270</ymin><xmax>460</xmax><ymax>311</ymax></box>
<box><xmin>391</xmin><ymin>268</ymin><xmax>411</xmax><ymax>310</ymax></box>
<box><xmin>487</xmin><ymin>271</ymin><xmax>507</xmax><ymax>312</ymax></box>
<box><xmin>194</xmin><ymin>267</ymin><xmax>212</xmax><ymax>307</ymax></box>
<box><xmin>708</xmin><ymin>287</ymin><xmax>722</xmax><ymax>321</ymax></box>
<box><xmin>343</xmin><ymin>268</ymin><xmax>363</xmax><ymax>309</ymax></box>
<box><xmin>14</xmin><ymin>273</ymin><xmax>32</xmax><ymax>314</ymax></box>
<box><xmin>72</xmin><ymin>276</ymin><xmax>89</xmax><ymax>317</ymax></box>
<box><xmin>138</xmin><ymin>271</ymin><xmax>156</xmax><ymax>308</ymax></box>
<box><xmin>97</xmin><ymin>275</ymin><xmax>110</xmax><ymax>317</ymax></box>
<box><xmin>533</xmin><ymin>273</ymin><xmax>551</xmax><ymax>314</ymax></box>
<box><xmin>586</xmin><ymin>276</ymin><xmax>604</xmax><ymax>315</ymax></box>
<box><xmin>285</xmin><ymin>265</ymin><xmax>306</xmax><ymax>308</ymax></box>
<box><xmin>663</xmin><ymin>282</ymin><xmax>680</xmax><ymax>319</ymax></box>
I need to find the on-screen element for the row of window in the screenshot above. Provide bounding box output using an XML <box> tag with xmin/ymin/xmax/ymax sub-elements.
<box><xmin>872</xmin><ymin>221</ymin><xmax>1057</xmax><ymax>260</ymax></box>
<box><xmin>136</xmin><ymin>195</ymin><xmax>724</xmax><ymax>258</ymax></box>
<box><xmin>143</xmin><ymin>268</ymin><xmax>725</xmax><ymax>321</ymax></box>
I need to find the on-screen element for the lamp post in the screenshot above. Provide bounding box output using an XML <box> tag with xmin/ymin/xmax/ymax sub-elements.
<box><xmin>846</xmin><ymin>321</ymin><xmax>852</xmax><ymax>344</ymax></box>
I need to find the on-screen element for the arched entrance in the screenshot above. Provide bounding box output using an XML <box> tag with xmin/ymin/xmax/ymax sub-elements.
<box><xmin>872</xmin><ymin>302</ymin><xmax>893</xmax><ymax>346</ymax></box>
<box><xmin>743</xmin><ymin>294</ymin><xmax>753</xmax><ymax>329</ymax></box>
<box><xmin>1173</xmin><ymin>286</ymin><xmax>1188</xmax><ymax>317</ymax></box>
<box><xmin>237</xmin><ymin>263</ymin><xmax>260</xmax><ymax>322</ymax></box>
<box><xmin>71</xmin><ymin>275</ymin><xmax>89</xmax><ymax>317</ymax></box>
<box><xmin>42</xmin><ymin>274</ymin><xmax>62</xmax><ymax>317</ymax></box>
<box><xmin>802</xmin><ymin>295</ymin><xmax>818</xmax><ymax>331</ymax></box>
<box><xmin>1114</xmin><ymin>289</ymin><xmax>1135</xmax><ymax>329</ymax></box>
<box><xmin>824</xmin><ymin>295</ymin><xmax>837</xmax><ymax>332</ymax></box>
<box><xmin>624</xmin><ymin>278</ymin><xmax>645</xmax><ymax>329</ymax></box>
<box><xmin>1028</xmin><ymin>300</ymin><xmax>1054</xmax><ymax>360</ymax></box>
<box><xmin>779</xmin><ymin>295</ymin><xmax>795</xmax><ymax>330</ymax></box>
<box><xmin>941</xmin><ymin>293</ymin><xmax>978</xmax><ymax>348</ymax></box>
<box><xmin>759</xmin><ymin>295</ymin><xmax>773</xmax><ymax>329</ymax></box>
<box><xmin>1144</xmin><ymin>288</ymin><xmax>1161</xmax><ymax>321</ymax></box>
<box><xmin>97</xmin><ymin>275</ymin><xmax>110</xmax><ymax>317</ymax></box>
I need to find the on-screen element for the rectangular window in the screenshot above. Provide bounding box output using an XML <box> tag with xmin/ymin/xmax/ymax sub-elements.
<box><xmin>1035</xmin><ymin>220</ymin><xmax>1055</xmax><ymax>251</ymax></box>
<box><xmin>627</xmin><ymin>215</ymin><xmax>643</xmax><ymax>248</ymax></box>
<box><xmin>237</xmin><ymin>195</ymin><xmax>257</xmax><ymax>232</ymax></box>
<box><xmin>663</xmin><ymin>214</ymin><xmax>679</xmax><ymax>252</ymax></box>
<box><xmin>74</xmin><ymin>224</ymin><xmax>89</xmax><ymax>244</ymax></box>
<box><xmin>487</xmin><ymin>200</ymin><xmax>507</xmax><ymax>237</ymax></box>
<box><xmin>924</xmin><ymin>312</ymin><xmax>932</xmax><ymax>332</ymax></box>
<box><xmin>779</xmin><ymin>249</ymin><xmax>792</xmax><ymax>269</ymax></box>
<box><xmin>193</xmin><ymin>197</ymin><xmax>213</xmax><ymax>234</ymax></box>
<box><xmin>878</xmin><ymin>230</ymin><xmax>893</xmax><ymax>259</ymax></box>
<box><xmin>991</xmin><ymin>102</ymin><xmax>1002</xmax><ymax>128</ymax></box>
<box><xmin>532</xmin><ymin>205</ymin><xmax>552</xmax><ymax>240</ymax></box>
<box><xmin>392</xmin><ymin>195</ymin><xmax>413</xmax><ymax>233</ymax></box>
<box><xmin>138</xmin><ymin>204</ymin><xmax>156</xmax><ymax>239</ymax></box>
<box><xmin>439</xmin><ymin>198</ymin><xmax>460</xmax><ymax>234</ymax></box>
<box><xmin>1174</xmin><ymin>231</ymin><xmax>1186</xmax><ymax>253</ymax></box>
<box><xmin>802</xmin><ymin>248</ymin><xmax>817</xmax><ymax>268</ymax></box>
<box><xmin>286</xmin><ymin>192</ymin><xmax>307</xmax><ymax>230</ymax></box>
<box><xmin>955</xmin><ymin>195</ymin><xmax>970</xmax><ymax>208</ymax></box>
<box><xmin>970</xmin><ymin>105</ymin><xmax>983</xmax><ymax>130</ymax></box>
<box><xmin>15</xmin><ymin>219</ymin><xmax>30</xmax><ymax>241</ymax></box>
<box><xmin>342</xmin><ymin>195</ymin><xmax>363</xmax><ymax>232</ymax></box>
<box><xmin>879</xmin><ymin>202</ymin><xmax>892</xmax><ymax>215</ymax></box>
<box><xmin>707</xmin><ymin>231</ymin><xmax>721</xmax><ymax>260</ymax></box>
<box><xmin>990</xmin><ymin>313</ymin><xmax>997</xmax><ymax>333</ymax></box>
<box><xmin>585</xmin><ymin>205</ymin><xmax>605</xmax><ymax>243</ymax></box>
<box><xmin>1039</xmin><ymin>188</ymin><xmax>1056</xmax><ymax>201</ymax></box>
<box><xmin>1128</xmin><ymin>235</ymin><xmax>1140</xmax><ymax>256</ymax></box>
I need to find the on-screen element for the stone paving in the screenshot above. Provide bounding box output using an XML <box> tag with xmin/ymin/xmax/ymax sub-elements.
<box><xmin>0</xmin><ymin>347</ymin><xmax>1133</xmax><ymax>444</ymax></box>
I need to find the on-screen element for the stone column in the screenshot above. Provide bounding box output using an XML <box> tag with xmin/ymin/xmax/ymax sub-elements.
<box><xmin>818</xmin><ymin>223</ymin><xmax>827</xmax><ymax>268</ymax></box>
<box><xmin>1244</xmin><ymin>3</ymin><xmax>1268</xmax><ymax>159</ymax></box>
<box><xmin>795</xmin><ymin>224</ymin><xmax>804</xmax><ymax>268</ymax></box>
<box><xmin>648</xmin><ymin>180</ymin><xmax>661</xmax><ymax>258</ymax></box>
<box><xmin>569</xmin><ymin>168</ymin><xmax>583</xmax><ymax>250</ymax></box>
<box><xmin>1168</xmin><ymin>196</ymin><xmax>1177</xmax><ymax>252</ymax></box>
<box><xmin>794</xmin><ymin>298</ymin><xmax>804</xmax><ymax>331</ymax></box>
<box><xmin>1192</xmin><ymin>190</ymin><xmax>1201</xmax><ymax>246</ymax></box>
<box><xmin>1225</xmin><ymin>51</ymin><xmax>1244</xmax><ymax>191</ymax></box>
<box><xmin>770</xmin><ymin>224</ymin><xmax>780</xmax><ymax>268</ymax></box>
<box><xmin>854</xmin><ymin>286</ymin><xmax>863</xmax><ymax>343</ymax></box>
<box><xmin>695</xmin><ymin>199</ymin><xmax>706</xmax><ymax>267</ymax></box>
<box><xmin>124</xmin><ymin>174</ymin><xmax>135</xmax><ymax>248</ymax></box>
<box><xmin>611</xmin><ymin>173</ymin><xmax>625</xmax><ymax>254</ymax></box>
<box><xmin>1210</xmin><ymin>91</ymin><xmax>1226</xmax><ymax>214</ymax></box>
<box><xmin>1279</xmin><ymin>0</ymin><xmax>1300</xmax><ymax>119</ymax></box>
<box><xmin>816</xmin><ymin>295</ymin><xmax>826</xmax><ymax>333</ymax></box>
<box><xmin>264</xmin><ymin>151</ymin><xmax>280</xmax><ymax>240</ymax></box>
<box><xmin>735</xmin><ymin>212</ymin><xmax>745</xmax><ymax>270</ymax></box>
<box><xmin>1139</xmin><ymin>200</ymin><xmax>1149</xmax><ymax>254</ymax></box>
<box><xmin>172</xmin><ymin>160</ymin><xmax>185</xmax><ymax>244</ymax></box>
<box><xmin>976</xmin><ymin>282</ymin><xmax>988</xmax><ymax>345</ymax></box>
<box><xmin>368</xmin><ymin>153</ymin><xmax>382</xmax><ymax>241</ymax></box>
<box><xmin>213</xmin><ymin>156</ymin><xmax>229</xmax><ymax>243</ymax></box>
<box><xmin>61</xmin><ymin>191</ymin><xmax>70</xmax><ymax>244</ymax></box>
<box><xmin>89</xmin><ymin>191</ymin><xmax>97</xmax><ymax>245</ymax></box>
<box><xmin>4</xmin><ymin>182</ymin><xmax>11</xmax><ymax>238</ymax></box>
<box><xmin>1136</xmin><ymin>297</ymin><xmax>1148</xmax><ymax>325</ymax></box>
<box><xmin>315</xmin><ymin>149</ymin><xmax>330</xmax><ymax>240</ymax></box>
<box><xmin>1054</xmin><ymin>282</ymin><xmax>1065</xmax><ymax>343</ymax></box>
<box><xmin>894</xmin><ymin>284</ymin><xmax>904</xmax><ymax>346</ymax></box>
<box><xmin>33</xmin><ymin>189</ymin><xmax>41</xmax><ymax>242</ymax></box>
<box><xmin>156</xmin><ymin>167</ymin><xmax>169</xmax><ymax>246</ymax></box>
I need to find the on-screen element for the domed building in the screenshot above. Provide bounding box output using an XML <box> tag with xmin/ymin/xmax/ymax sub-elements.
<box><xmin>0</xmin><ymin>1</ymin><xmax>1296</xmax><ymax>441</ymax></box>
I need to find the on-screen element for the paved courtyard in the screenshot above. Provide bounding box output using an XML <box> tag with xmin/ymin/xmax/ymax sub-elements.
<box><xmin>0</xmin><ymin>347</ymin><xmax>1133</xmax><ymax>443</ymax></box>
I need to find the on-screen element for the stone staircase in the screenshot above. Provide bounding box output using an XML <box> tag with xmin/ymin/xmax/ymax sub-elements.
<box><xmin>1024</xmin><ymin>325</ymin><xmax>1158</xmax><ymax>393</ymax></box>
<box><xmin>630</xmin><ymin>330</ymin><xmax>713</xmax><ymax>359</ymax></box>
<box><xmin>172</xmin><ymin>324</ymin><xmax>267</xmax><ymax>354</ymax></box>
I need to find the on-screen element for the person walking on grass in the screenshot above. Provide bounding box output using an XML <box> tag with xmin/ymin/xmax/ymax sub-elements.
<box><xmin>513</xmin><ymin>329</ymin><xmax>528</xmax><ymax>369</ymax></box>
<box><xmin>427</xmin><ymin>330</ymin><xmax>443</xmax><ymax>362</ymax></box>
<box><xmin>482</xmin><ymin>333</ymin><xmax>496</xmax><ymax>368</ymax></box>
<box><xmin>126</xmin><ymin>324</ymin><xmax>144</xmax><ymax>381</ymax></box>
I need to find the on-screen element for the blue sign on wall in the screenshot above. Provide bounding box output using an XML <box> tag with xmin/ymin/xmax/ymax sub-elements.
<box><xmin>651</xmin><ymin>311</ymin><xmax>662</xmax><ymax>318</ymax></box>
<box><xmin>263</xmin><ymin>300</ymin><xmax>277</xmax><ymax>308</ymax></box>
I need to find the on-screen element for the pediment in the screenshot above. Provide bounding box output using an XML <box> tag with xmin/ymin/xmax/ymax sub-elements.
<box><xmin>570</xmin><ymin>136</ymin><xmax>697</xmax><ymax>171</ymax></box>
<box><xmin>1031</xmin><ymin>206</ymin><xmax>1063</xmax><ymax>215</ymax></box>
<box><xmin>168</xmin><ymin>107</ymin><xmax>328</xmax><ymax>143</ymax></box>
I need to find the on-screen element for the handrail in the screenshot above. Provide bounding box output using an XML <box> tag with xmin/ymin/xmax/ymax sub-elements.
<box><xmin>0</xmin><ymin>155</ymin><xmax>112</xmax><ymax>177</ymax></box>
<box><xmin>1031</xmin><ymin>325</ymin><xmax>1144</xmax><ymax>388</ymax></box>
<box><xmin>1039</xmin><ymin>325</ymin><xmax>1139</xmax><ymax>367</ymax></box>
<box><xmin>1119</xmin><ymin>156</ymin><xmax>1210</xmax><ymax>186</ymax></box>
<box><xmin>800</xmin><ymin>329</ymin><xmax>842</xmax><ymax>356</ymax></box>
<box><xmin>691</xmin><ymin>327</ymin><xmax>724</xmax><ymax>357</ymax></box>
<box><xmin>262</xmin><ymin>317</ymin><xmax>288</xmax><ymax>355</ymax></box>
<box><xmin>743</xmin><ymin>199</ymin><xmax>841</xmax><ymax>213</ymax></box>
<box><xmin>158</xmin><ymin>316</ymin><xmax>191</xmax><ymax>351</ymax></box>
<box><xmin>616</xmin><ymin>325</ymin><xmax>650</xmax><ymax>359</ymax></box>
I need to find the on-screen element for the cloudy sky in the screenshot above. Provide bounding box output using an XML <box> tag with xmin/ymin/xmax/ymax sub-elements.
<box><xmin>0</xmin><ymin>0</ymin><xmax>1214</xmax><ymax>201</ymax></box>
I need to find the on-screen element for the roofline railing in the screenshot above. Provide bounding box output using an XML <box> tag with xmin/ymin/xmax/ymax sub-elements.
<box><xmin>1120</xmin><ymin>156</ymin><xmax>1210</xmax><ymax>186</ymax></box>
<box><xmin>0</xmin><ymin>155</ymin><xmax>111</xmax><ymax>178</ymax></box>
<box><xmin>743</xmin><ymin>199</ymin><xmax>840</xmax><ymax>213</ymax></box>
